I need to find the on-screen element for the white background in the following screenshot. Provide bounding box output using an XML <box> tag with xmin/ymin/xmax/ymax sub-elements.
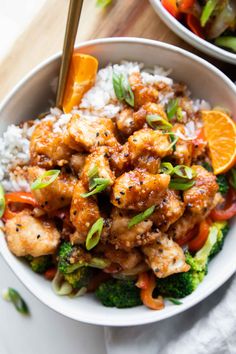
<box><xmin>0</xmin><ymin>1</ymin><xmax>106</xmax><ymax>353</ymax></box>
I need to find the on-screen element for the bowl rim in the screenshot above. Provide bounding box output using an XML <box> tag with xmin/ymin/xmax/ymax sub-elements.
<box><xmin>150</xmin><ymin>0</ymin><xmax>236</xmax><ymax>64</ymax></box>
<box><xmin>0</xmin><ymin>37</ymin><xmax>236</xmax><ymax>326</ymax></box>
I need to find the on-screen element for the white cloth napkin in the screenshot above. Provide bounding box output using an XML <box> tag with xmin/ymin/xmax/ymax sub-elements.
<box><xmin>104</xmin><ymin>274</ymin><xmax>236</xmax><ymax>354</ymax></box>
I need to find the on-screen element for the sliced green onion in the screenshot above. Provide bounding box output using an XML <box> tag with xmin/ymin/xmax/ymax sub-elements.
<box><xmin>128</xmin><ymin>205</ymin><xmax>155</xmax><ymax>229</ymax></box>
<box><xmin>88</xmin><ymin>165</ymin><xmax>99</xmax><ymax>190</ymax></box>
<box><xmin>146</xmin><ymin>114</ymin><xmax>172</xmax><ymax>131</ymax></box>
<box><xmin>81</xmin><ymin>178</ymin><xmax>110</xmax><ymax>198</ymax></box>
<box><xmin>214</xmin><ymin>36</ymin><xmax>236</xmax><ymax>53</ymax></box>
<box><xmin>176</xmin><ymin>107</ymin><xmax>183</xmax><ymax>122</ymax></box>
<box><xmin>96</xmin><ymin>0</ymin><xmax>112</xmax><ymax>8</ymax></box>
<box><xmin>86</xmin><ymin>218</ymin><xmax>104</xmax><ymax>250</ymax></box>
<box><xmin>169</xmin><ymin>179</ymin><xmax>195</xmax><ymax>191</ymax></box>
<box><xmin>166</xmin><ymin>98</ymin><xmax>179</xmax><ymax>120</ymax></box>
<box><xmin>0</xmin><ymin>184</ymin><xmax>5</xmax><ymax>218</ymax></box>
<box><xmin>200</xmin><ymin>0</ymin><xmax>218</xmax><ymax>27</ymax></box>
<box><xmin>167</xmin><ymin>297</ymin><xmax>182</xmax><ymax>305</ymax></box>
<box><xmin>173</xmin><ymin>165</ymin><xmax>196</xmax><ymax>180</ymax></box>
<box><xmin>88</xmin><ymin>165</ymin><xmax>99</xmax><ymax>179</ymax></box>
<box><xmin>167</xmin><ymin>132</ymin><xmax>179</xmax><ymax>150</ymax></box>
<box><xmin>112</xmin><ymin>72</ymin><xmax>134</xmax><ymax>107</ymax></box>
<box><xmin>160</xmin><ymin>162</ymin><xmax>174</xmax><ymax>175</ymax></box>
<box><xmin>121</xmin><ymin>74</ymin><xmax>135</xmax><ymax>107</ymax></box>
<box><xmin>31</xmin><ymin>170</ymin><xmax>60</xmax><ymax>190</ymax></box>
<box><xmin>230</xmin><ymin>168</ymin><xmax>236</xmax><ymax>189</ymax></box>
<box><xmin>2</xmin><ymin>288</ymin><xmax>29</xmax><ymax>315</ymax></box>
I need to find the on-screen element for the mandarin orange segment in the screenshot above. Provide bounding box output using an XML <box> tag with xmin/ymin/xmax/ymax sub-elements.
<box><xmin>62</xmin><ymin>53</ymin><xmax>98</xmax><ymax>113</ymax></box>
<box><xmin>202</xmin><ymin>110</ymin><xmax>236</xmax><ymax>175</ymax></box>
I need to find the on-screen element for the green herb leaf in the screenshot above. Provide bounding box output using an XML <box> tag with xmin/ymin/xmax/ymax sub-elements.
<box><xmin>128</xmin><ymin>205</ymin><xmax>155</xmax><ymax>229</ymax></box>
<box><xmin>173</xmin><ymin>165</ymin><xmax>196</xmax><ymax>180</ymax></box>
<box><xmin>200</xmin><ymin>0</ymin><xmax>218</xmax><ymax>27</ymax></box>
<box><xmin>160</xmin><ymin>162</ymin><xmax>174</xmax><ymax>175</ymax></box>
<box><xmin>214</xmin><ymin>36</ymin><xmax>236</xmax><ymax>53</ymax></box>
<box><xmin>176</xmin><ymin>107</ymin><xmax>183</xmax><ymax>122</ymax></box>
<box><xmin>112</xmin><ymin>72</ymin><xmax>134</xmax><ymax>107</ymax></box>
<box><xmin>121</xmin><ymin>74</ymin><xmax>135</xmax><ymax>107</ymax></box>
<box><xmin>169</xmin><ymin>178</ymin><xmax>195</xmax><ymax>191</ymax></box>
<box><xmin>0</xmin><ymin>184</ymin><xmax>5</xmax><ymax>218</ymax></box>
<box><xmin>146</xmin><ymin>114</ymin><xmax>172</xmax><ymax>131</ymax></box>
<box><xmin>112</xmin><ymin>72</ymin><xmax>124</xmax><ymax>101</ymax></box>
<box><xmin>167</xmin><ymin>132</ymin><xmax>179</xmax><ymax>150</ymax></box>
<box><xmin>2</xmin><ymin>288</ymin><xmax>29</xmax><ymax>315</ymax></box>
<box><xmin>86</xmin><ymin>218</ymin><xmax>104</xmax><ymax>250</ymax></box>
<box><xmin>96</xmin><ymin>0</ymin><xmax>112</xmax><ymax>8</ymax></box>
<box><xmin>167</xmin><ymin>297</ymin><xmax>182</xmax><ymax>305</ymax></box>
<box><xmin>230</xmin><ymin>168</ymin><xmax>236</xmax><ymax>189</ymax></box>
<box><xmin>166</xmin><ymin>98</ymin><xmax>179</xmax><ymax>120</ymax></box>
<box><xmin>81</xmin><ymin>178</ymin><xmax>110</xmax><ymax>198</ymax></box>
<box><xmin>88</xmin><ymin>165</ymin><xmax>99</xmax><ymax>190</ymax></box>
<box><xmin>31</xmin><ymin>170</ymin><xmax>60</xmax><ymax>190</ymax></box>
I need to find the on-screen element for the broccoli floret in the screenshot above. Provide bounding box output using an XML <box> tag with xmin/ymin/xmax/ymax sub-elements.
<box><xmin>27</xmin><ymin>255</ymin><xmax>52</xmax><ymax>273</ymax></box>
<box><xmin>156</xmin><ymin>224</ymin><xmax>223</xmax><ymax>299</ymax></box>
<box><xmin>96</xmin><ymin>279</ymin><xmax>142</xmax><ymax>308</ymax></box>
<box><xmin>216</xmin><ymin>175</ymin><xmax>229</xmax><ymax>195</ymax></box>
<box><xmin>209</xmin><ymin>221</ymin><xmax>229</xmax><ymax>260</ymax></box>
<box><xmin>155</xmin><ymin>269</ymin><xmax>205</xmax><ymax>299</ymax></box>
<box><xmin>58</xmin><ymin>242</ymin><xmax>109</xmax><ymax>274</ymax></box>
<box><xmin>64</xmin><ymin>267</ymin><xmax>93</xmax><ymax>289</ymax></box>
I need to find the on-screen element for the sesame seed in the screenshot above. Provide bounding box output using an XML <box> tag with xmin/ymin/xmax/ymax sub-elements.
<box><xmin>37</xmin><ymin>234</ymin><xmax>41</xmax><ymax>239</ymax></box>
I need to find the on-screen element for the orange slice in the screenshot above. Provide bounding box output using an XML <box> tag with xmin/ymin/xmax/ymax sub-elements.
<box><xmin>62</xmin><ymin>53</ymin><xmax>98</xmax><ymax>113</ymax></box>
<box><xmin>202</xmin><ymin>110</ymin><xmax>236</xmax><ymax>175</ymax></box>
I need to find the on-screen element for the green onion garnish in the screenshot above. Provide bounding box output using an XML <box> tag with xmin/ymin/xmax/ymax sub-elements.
<box><xmin>2</xmin><ymin>288</ymin><xmax>29</xmax><ymax>315</ymax></box>
<box><xmin>96</xmin><ymin>0</ymin><xmax>112</xmax><ymax>8</ymax></box>
<box><xmin>176</xmin><ymin>107</ymin><xmax>183</xmax><ymax>122</ymax></box>
<box><xmin>169</xmin><ymin>179</ymin><xmax>195</xmax><ymax>191</ymax></box>
<box><xmin>112</xmin><ymin>72</ymin><xmax>134</xmax><ymax>107</ymax></box>
<box><xmin>160</xmin><ymin>162</ymin><xmax>174</xmax><ymax>175</ymax></box>
<box><xmin>31</xmin><ymin>170</ymin><xmax>60</xmax><ymax>190</ymax></box>
<box><xmin>200</xmin><ymin>0</ymin><xmax>218</xmax><ymax>27</ymax></box>
<box><xmin>0</xmin><ymin>184</ymin><xmax>5</xmax><ymax>218</ymax></box>
<box><xmin>230</xmin><ymin>168</ymin><xmax>236</xmax><ymax>189</ymax></box>
<box><xmin>214</xmin><ymin>36</ymin><xmax>236</xmax><ymax>53</ymax></box>
<box><xmin>167</xmin><ymin>297</ymin><xmax>182</xmax><ymax>305</ymax></box>
<box><xmin>81</xmin><ymin>178</ymin><xmax>110</xmax><ymax>198</ymax></box>
<box><xmin>128</xmin><ymin>205</ymin><xmax>155</xmax><ymax>229</ymax></box>
<box><xmin>173</xmin><ymin>165</ymin><xmax>196</xmax><ymax>180</ymax></box>
<box><xmin>88</xmin><ymin>165</ymin><xmax>99</xmax><ymax>190</ymax></box>
<box><xmin>86</xmin><ymin>218</ymin><xmax>104</xmax><ymax>250</ymax></box>
<box><xmin>166</xmin><ymin>98</ymin><xmax>179</xmax><ymax>120</ymax></box>
<box><xmin>168</xmin><ymin>132</ymin><xmax>179</xmax><ymax>150</ymax></box>
<box><xmin>146</xmin><ymin>114</ymin><xmax>172</xmax><ymax>131</ymax></box>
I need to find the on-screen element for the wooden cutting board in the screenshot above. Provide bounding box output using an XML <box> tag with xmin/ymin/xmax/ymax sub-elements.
<box><xmin>0</xmin><ymin>0</ymin><xmax>234</xmax><ymax>102</ymax></box>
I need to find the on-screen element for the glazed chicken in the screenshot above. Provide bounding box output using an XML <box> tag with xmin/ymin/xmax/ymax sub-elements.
<box><xmin>28</xmin><ymin>166</ymin><xmax>77</xmax><ymax>212</ymax></box>
<box><xmin>111</xmin><ymin>170</ymin><xmax>170</xmax><ymax>211</ymax></box>
<box><xmin>5</xmin><ymin>210</ymin><xmax>60</xmax><ymax>257</ymax></box>
<box><xmin>142</xmin><ymin>234</ymin><xmax>190</xmax><ymax>278</ymax></box>
<box><xmin>30</xmin><ymin>120</ymin><xmax>72</xmax><ymax>168</ymax></box>
<box><xmin>65</xmin><ymin>114</ymin><xmax>119</xmax><ymax>152</ymax></box>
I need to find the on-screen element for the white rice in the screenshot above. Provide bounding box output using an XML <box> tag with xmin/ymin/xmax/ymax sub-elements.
<box><xmin>0</xmin><ymin>61</ymin><xmax>209</xmax><ymax>192</ymax></box>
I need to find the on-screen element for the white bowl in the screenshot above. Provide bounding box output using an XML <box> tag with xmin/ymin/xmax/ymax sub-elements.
<box><xmin>0</xmin><ymin>38</ymin><xmax>236</xmax><ymax>326</ymax></box>
<box><xmin>150</xmin><ymin>0</ymin><xmax>236</xmax><ymax>65</ymax></box>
